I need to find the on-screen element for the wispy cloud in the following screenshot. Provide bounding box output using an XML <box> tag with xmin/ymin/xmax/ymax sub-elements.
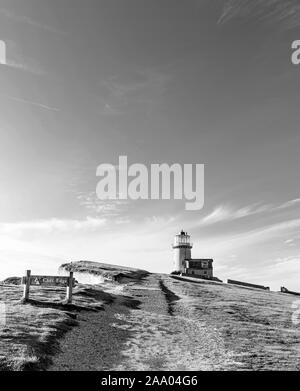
<box><xmin>278</xmin><ymin>198</ymin><xmax>300</xmax><ymax>209</ymax></box>
<box><xmin>99</xmin><ymin>68</ymin><xmax>172</xmax><ymax>115</ymax></box>
<box><xmin>199</xmin><ymin>204</ymin><xmax>266</xmax><ymax>225</ymax></box>
<box><xmin>5</xmin><ymin>59</ymin><xmax>45</xmax><ymax>75</ymax></box>
<box><xmin>224</xmin><ymin>218</ymin><xmax>300</xmax><ymax>248</ymax></box>
<box><xmin>284</xmin><ymin>238</ymin><xmax>295</xmax><ymax>246</ymax></box>
<box><xmin>0</xmin><ymin>217</ymin><xmax>106</xmax><ymax>236</ymax></box>
<box><xmin>218</xmin><ymin>0</ymin><xmax>300</xmax><ymax>30</ymax></box>
<box><xmin>77</xmin><ymin>192</ymin><xmax>129</xmax><ymax>218</ymax></box>
<box><xmin>0</xmin><ymin>8</ymin><xmax>65</xmax><ymax>34</ymax></box>
<box><xmin>2</xmin><ymin>94</ymin><xmax>60</xmax><ymax>112</ymax></box>
<box><xmin>192</xmin><ymin>217</ymin><xmax>300</xmax><ymax>278</ymax></box>
<box><xmin>199</xmin><ymin>198</ymin><xmax>300</xmax><ymax>226</ymax></box>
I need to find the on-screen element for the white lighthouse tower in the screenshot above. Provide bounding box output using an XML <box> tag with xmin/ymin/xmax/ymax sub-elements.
<box><xmin>172</xmin><ymin>230</ymin><xmax>193</xmax><ymax>273</ymax></box>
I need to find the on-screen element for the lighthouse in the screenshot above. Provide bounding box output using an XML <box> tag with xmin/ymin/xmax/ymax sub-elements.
<box><xmin>172</xmin><ymin>230</ymin><xmax>193</xmax><ymax>272</ymax></box>
<box><xmin>172</xmin><ymin>230</ymin><xmax>215</xmax><ymax>279</ymax></box>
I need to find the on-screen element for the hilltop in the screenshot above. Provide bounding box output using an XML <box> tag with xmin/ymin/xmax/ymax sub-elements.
<box><xmin>0</xmin><ymin>263</ymin><xmax>299</xmax><ymax>371</ymax></box>
<box><xmin>59</xmin><ymin>261</ymin><xmax>149</xmax><ymax>283</ymax></box>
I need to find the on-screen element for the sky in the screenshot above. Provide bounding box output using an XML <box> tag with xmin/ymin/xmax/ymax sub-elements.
<box><xmin>0</xmin><ymin>0</ymin><xmax>300</xmax><ymax>290</ymax></box>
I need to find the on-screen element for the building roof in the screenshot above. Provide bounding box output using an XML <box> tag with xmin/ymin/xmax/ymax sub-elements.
<box><xmin>185</xmin><ymin>258</ymin><xmax>213</xmax><ymax>262</ymax></box>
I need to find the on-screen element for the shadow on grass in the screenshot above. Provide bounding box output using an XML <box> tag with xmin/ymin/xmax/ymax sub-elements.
<box><xmin>159</xmin><ymin>279</ymin><xmax>180</xmax><ymax>316</ymax></box>
<box><xmin>0</xmin><ymin>279</ymin><xmax>146</xmax><ymax>371</ymax></box>
<box><xmin>21</xmin><ymin>299</ymin><xmax>104</xmax><ymax>314</ymax></box>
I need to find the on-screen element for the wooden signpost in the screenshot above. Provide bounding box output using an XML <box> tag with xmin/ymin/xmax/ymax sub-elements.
<box><xmin>21</xmin><ymin>270</ymin><xmax>75</xmax><ymax>304</ymax></box>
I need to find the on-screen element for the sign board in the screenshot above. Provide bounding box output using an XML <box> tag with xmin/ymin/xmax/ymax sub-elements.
<box><xmin>22</xmin><ymin>275</ymin><xmax>75</xmax><ymax>287</ymax></box>
<box><xmin>21</xmin><ymin>270</ymin><xmax>75</xmax><ymax>304</ymax></box>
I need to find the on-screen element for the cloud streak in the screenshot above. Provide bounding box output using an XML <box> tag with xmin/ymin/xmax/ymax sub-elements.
<box><xmin>5</xmin><ymin>59</ymin><xmax>45</xmax><ymax>75</ymax></box>
<box><xmin>0</xmin><ymin>8</ymin><xmax>65</xmax><ymax>34</ymax></box>
<box><xmin>99</xmin><ymin>67</ymin><xmax>172</xmax><ymax>115</ymax></box>
<box><xmin>2</xmin><ymin>94</ymin><xmax>60</xmax><ymax>112</ymax></box>
<box><xmin>199</xmin><ymin>198</ymin><xmax>300</xmax><ymax>226</ymax></box>
<box><xmin>224</xmin><ymin>218</ymin><xmax>300</xmax><ymax>249</ymax></box>
<box><xmin>0</xmin><ymin>217</ymin><xmax>107</xmax><ymax>236</ymax></box>
<box><xmin>218</xmin><ymin>0</ymin><xmax>300</xmax><ymax>30</ymax></box>
<box><xmin>77</xmin><ymin>192</ymin><xmax>129</xmax><ymax>218</ymax></box>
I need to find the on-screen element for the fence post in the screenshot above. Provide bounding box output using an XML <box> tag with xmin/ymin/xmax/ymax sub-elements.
<box><xmin>65</xmin><ymin>271</ymin><xmax>73</xmax><ymax>304</ymax></box>
<box><xmin>22</xmin><ymin>270</ymin><xmax>31</xmax><ymax>303</ymax></box>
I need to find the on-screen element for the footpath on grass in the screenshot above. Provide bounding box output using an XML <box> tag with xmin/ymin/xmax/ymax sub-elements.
<box><xmin>48</xmin><ymin>274</ymin><xmax>236</xmax><ymax>371</ymax></box>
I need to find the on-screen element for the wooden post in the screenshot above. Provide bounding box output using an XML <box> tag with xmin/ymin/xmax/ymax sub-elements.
<box><xmin>65</xmin><ymin>271</ymin><xmax>73</xmax><ymax>304</ymax></box>
<box><xmin>22</xmin><ymin>270</ymin><xmax>31</xmax><ymax>303</ymax></box>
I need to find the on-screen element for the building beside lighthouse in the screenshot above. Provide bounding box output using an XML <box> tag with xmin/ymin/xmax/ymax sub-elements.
<box><xmin>172</xmin><ymin>230</ymin><xmax>213</xmax><ymax>279</ymax></box>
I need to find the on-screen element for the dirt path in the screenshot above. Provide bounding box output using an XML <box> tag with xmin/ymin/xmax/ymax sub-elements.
<box><xmin>48</xmin><ymin>274</ymin><xmax>235</xmax><ymax>371</ymax></box>
<box><xmin>48</xmin><ymin>292</ymin><xmax>139</xmax><ymax>371</ymax></box>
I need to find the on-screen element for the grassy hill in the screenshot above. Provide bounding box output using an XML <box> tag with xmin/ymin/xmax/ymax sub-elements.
<box><xmin>0</xmin><ymin>282</ymin><xmax>116</xmax><ymax>370</ymax></box>
<box><xmin>0</xmin><ymin>265</ymin><xmax>299</xmax><ymax>371</ymax></box>
<box><xmin>50</xmin><ymin>273</ymin><xmax>300</xmax><ymax>371</ymax></box>
<box><xmin>162</xmin><ymin>275</ymin><xmax>300</xmax><ymax>370</ymax></box>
